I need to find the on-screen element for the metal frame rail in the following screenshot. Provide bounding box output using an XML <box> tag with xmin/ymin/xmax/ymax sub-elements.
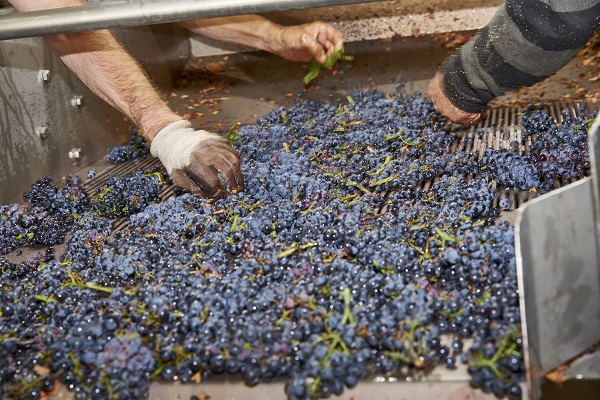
<box><xmin>0</xmin><ymin>0</ymin><xmax>384</xmax><ymax>41</ymax></box>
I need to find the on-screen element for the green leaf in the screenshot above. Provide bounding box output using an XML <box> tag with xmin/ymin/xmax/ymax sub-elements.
<box><xmin>303</xmin><ymin>60</ymin><xmax>322</xmax><ymax>85</ymax></box>
<box><xmin>322</xmin><ymin>55</ymin><xmax>337</xmax><ymax>70</ymax></box>
<box><xmin>227</xmin><ymin>121</ymin><xmax>241</xmax><ymax>146</ymax></box>
<box><xmin>303</xmin><ymin>46</ymin><xmax>352</xmax><ymax>86</ymax></box>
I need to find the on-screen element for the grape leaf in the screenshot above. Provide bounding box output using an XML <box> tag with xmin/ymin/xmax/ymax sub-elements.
<box><xmin>303</xmin><ymin>46</ymin><xmax>353</xmax><ymax>86</ymax></box>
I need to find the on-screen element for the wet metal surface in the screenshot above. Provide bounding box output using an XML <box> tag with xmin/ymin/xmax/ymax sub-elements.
<box><xmin>513</xmin><ymin>112</ymin><xmax>600</xmax><ymax>400</ymax></box>
<box><xmin>564</xmin><ymin>352</ymin><xmax>600</xmax><ymax>380</ymax></box>
<box><xmin>0</xmin><ymin>37</ymin><xmax>128</xmax><ymax>204</ymax></box>
<box><xmin>515</xmin><ymin>178</ymin><xmax>600</xmax><ymax>400</ymax></box>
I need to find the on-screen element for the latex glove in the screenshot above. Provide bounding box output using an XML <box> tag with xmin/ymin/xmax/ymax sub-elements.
<box><xmin>150</xmin><ymin>121</ymin><xmax>243</xmax><ymax>199</ymax></box>
<box><xmin>270</xmin><ymin>21</ymin><xmax>343</xmax><ymax>64</ymax></box>
<box><xmin>428</xmin><ymin>72</ymin><xmax>481</xmax><ymax>125</ymax></box>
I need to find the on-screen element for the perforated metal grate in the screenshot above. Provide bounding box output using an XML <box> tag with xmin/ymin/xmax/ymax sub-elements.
<box><xmin>473</xmin><ymin>102</ymin><xmax>596</xmax><ymax>210</ymax></box>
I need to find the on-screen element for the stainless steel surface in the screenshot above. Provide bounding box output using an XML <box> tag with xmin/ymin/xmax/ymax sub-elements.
<box><xmin>49</xmin><ymin>380</ymin><xmax>526</xmax><ymax>400</ymax></box>
<box><xmin>0</xmin><ymin>36</ymin><xmax>129</xmax><ymax>204</ymax></box>
<box><xmin>564</xmin><ymin>352</ymin><xmax>600</xmax><ymax>380</ymax></box>
<box><xmin>590</xmin><ymin>117</ymin><xmax>600</xmax><ymax>259</ymax></box>
<box><xmin>146</xmin><ymin>376</ymin><xmax>524</xmax><ymax>400</ymax></box>
<box><xmin>515</xmin><ymin>176</ymin><xmax>600</xmax><ymax>400</ymax></box>
<box><xmin>0</xmin><ymin>22</ymin><xmax>191</xmax><ymax>204</ymax></box>
<box><xmin>0</xmin><ymin>0</ymin><xmax>386</xmax><ymax>41</ymax></box>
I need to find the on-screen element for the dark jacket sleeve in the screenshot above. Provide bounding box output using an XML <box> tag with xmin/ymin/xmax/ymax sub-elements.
<box><xmin>440</xmin><ymin>0</ymin><xmax>600</xmax><ymax>113</ymax></box>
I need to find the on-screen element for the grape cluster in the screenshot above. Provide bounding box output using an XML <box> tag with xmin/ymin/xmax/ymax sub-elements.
<box><xmin>1</xmin><ymin>89</ymin><xmax>596</xmax><ymax>400</ymax></box>
<box><xmin>89</xmin><ymin>170</ymin><xmax>163</xmax><ymax>219</ymax></box>
<box><xmin>23</xmin><ymin>175</ymin><xmax>88</xmax><ymax>216</ymax></box>
<box><xmin>480</xmin><ymin>149</ymin><xmax>540</xmax><ymax>190</ymax></box>
<box><xmin>0</xmin><ymin>175</ymin><xmax>83</xmax><ymax>254</ymax></box>
<box><xmin>0</xmin><ymin>170</ymin><xmax>163</xmax><ymax>256</ymax></box>
<box><xmin>524</xmin><ymin>105</ymin><xmax>595</xmax><ymax>191</ymax></box>
<box><xmin>105</xmin><ymin>129</ymin><xmax>150</xmax><ymax>164</ymax></box>
<box><xmin>521</xmin><ymin>108</ymin><xmax>555</xmax><ymax>137</ymax></box>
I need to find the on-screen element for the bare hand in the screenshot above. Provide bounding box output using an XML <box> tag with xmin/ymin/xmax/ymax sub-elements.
<box><xmin>270</xmin><ymin>21</ymin><xmax>343</xmax><ymax>64</ymax></box>
<box><xmin>428</xmin><ymin>72</ymin><xmax>481</xmax><ymax>125</ymax></box>
<box><xmin>150</xmin><ymin>121</ymin><xmax>244</xmax><ymax>199</ymax></box>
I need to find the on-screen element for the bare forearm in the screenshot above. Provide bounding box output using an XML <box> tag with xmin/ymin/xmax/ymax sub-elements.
<box><xmin>44</xmin><ymin>30</ymin><xmax>180</xmax><ymax>139</ymax></box>
<box><xmin>179</xmin><ymin>15</ymin><xmax>343</xmax><ymax>63</ymax></box>
<box><xmin>178</xmin><ymin>15</ymin><xmax>281</xmax><ymax>53</ymax></box>
<box><xmin>9</xmin><ymin>0</ymin><xmax>181</xmax><ymax>140</ymax></box>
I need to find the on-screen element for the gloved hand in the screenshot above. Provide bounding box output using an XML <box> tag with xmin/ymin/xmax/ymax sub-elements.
<box><xmin>428</xmin><ymin>72</ymin><xmax>481</xmax><ymax>125</ymax></box>
<box><xmin>269</xmin><ymin>21</ymin><xmax>343</xmax><ymax>64</ymax></box>
<box><xmin>150</xmin><ymin>120</ymin><xmax>243</xmax><ymax>199</ymax></box>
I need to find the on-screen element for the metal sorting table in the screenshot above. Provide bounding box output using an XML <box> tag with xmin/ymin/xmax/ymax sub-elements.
<box><xmin>0</xmin><ymin>2</ymin><xmax>598</xmax><ymax>397</ymax></box>
<box><xmin>28</xmin><ymin>36</ymin><xmax>597</xmax><ymax>399</ymax></box>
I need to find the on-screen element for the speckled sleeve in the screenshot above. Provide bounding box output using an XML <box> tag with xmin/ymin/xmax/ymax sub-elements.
<box><xmin>440</xmin><ymin>0</ymin><xmax>600</xmax><ymax>113</ymax></box>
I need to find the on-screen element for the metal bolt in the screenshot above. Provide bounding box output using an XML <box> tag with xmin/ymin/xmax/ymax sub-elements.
<box><xmin>69</xmin><ymin>148</ymin><xmax>82</xmax><ymax>160</ymax></box>
<box><xmin>38</xmin><ymin>69</ymin><xmax>51</xmax><ymax>83</ymax></box>
<box><xmin>71</xmin><ymin>95</ymin><xmax>84</xmax><ymax>108</ymax></box>
<box><xmin>36</xmin><ymin>126</ymin><xmax>48</xmax><ymax>140</ymax></box>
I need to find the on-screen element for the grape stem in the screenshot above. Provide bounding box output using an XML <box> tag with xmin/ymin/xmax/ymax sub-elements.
<box><xmin>368</xmin><ymin>155</ymin><xmax>393</xmax><ymax>176</ymax></box>
<box><xmin>340</xmin><ymin>288</ymin><xmax>356</xmax><ymax>326</ymax></box>
<box><xmin>227</xmin><ymin>121</ymin><xmax>242</xmax><ymax>145</ymax></box>
<box><xmin>34</xmin><ymin>294</ymin><xmax>57</xmax><ymax>303</ymax></box>
<box><xmin>470</xmin><ymin>328</ymin><xmax>521</xmax><ymax>380</ymax></box>
<box><xmin>370</xmin><ymin>175</ymin><xmax>398</xmax><ymax>187</ymax></box>
<box><xmin>277</xmin><ymin>242</ymin><xmax>318</xmax><ymax>259</ymax></box>
<box><xmin>383</xmin><ymin>128</ymin><xmax>419</xmax><ymax>146</ymax></box>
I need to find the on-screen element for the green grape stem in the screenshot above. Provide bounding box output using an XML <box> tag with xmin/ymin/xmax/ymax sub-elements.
<box><xmin>340</xmin><ymin>288</ymin><xmax>356</xmax><ymax>326</ymax></box>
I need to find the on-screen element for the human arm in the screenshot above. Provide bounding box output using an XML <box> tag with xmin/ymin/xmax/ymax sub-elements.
<box><xmin>8</xmin><ymin>0</ymin><xmax>181</xmax><ymax>140</ymax></box>
<box><xmin>178</xmin><ymin>15</ymin><xmax>343</xmax><ymax>64</ymax></box>
<box><xmin>8</xmin><ymin>0</ymin><xmax>243</xmax><ymax>198</ymax></box>
<box><xmin>430</xmin><ymin>0</ymin><xmax>600</xmax><ymax>124</ymax></box>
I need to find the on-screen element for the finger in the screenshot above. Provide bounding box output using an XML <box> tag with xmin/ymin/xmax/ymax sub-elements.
<box><xmin>302</xmin><ymin>34</ymin><xmax>326</xmax><ymax>63</ymax></box>
<box><xmin>209</xmin><ymin>165</ymin><xmax>231</xmax><ymax>194</ymax></box>
<box><xmin>209</xmin><ymin>143</ymin><xmax>242</xmax><ymax>174</ymax></box>
<box><xmin>464</xmin><ymin>114</ymin><xmax>480</xmax><ymax>125</ymax></box>
<box><xmin>209</xmin><ymin>164</ymin><xmax>237</xmax><ymax>198</ymax></box>
<box><xmin>316</xmin><ymin>30</ymin><xmax>334</xmax><ymax>54</ymax></box>
<box><xmin>207</xmin><ymin>153</ymin><xmax>241</xmax><ymax>191</ymax></box>
<box><xmin>329</xmin><ymin>31</ymin><xmax>343</xmax><ymax>53</ymax></box>
<box><xmin>332</xmin><ymin>32</ymin><xmax>343</xmax><ymax>53</ymax></box>
<box><xmin>450</xmin><ymin>111</ymin><xmax>481</xmax><ymax>125</ymax></box>
<box><xmin>171</xmin><ymin>170</ymin><xmax>209</xmax><ymax>198</ymax></box>
<box><xmin>214</xmin><ymin>155</ymin><xmax>244</xmax><ymax>192</ymax></box>
<box><xmin>325</xmin><ymin>41</ymin><xmax>336</xmax><ymax>56</ymax></box>
<box><xmin>315</xmin><ymin>28</ymin><xmax>329</xmax><ymax>46</ymax></box>
<box><xmin>184</xmin><ymin>167</ymin><xmax>221</xmax><ymax>199</ymax></box>
<box><xmin>463</xmin><ymin>112</ymin><xmax>482</xmax><ymax>125</ymax></box>
<box><xmin>320</xmin><ymin>26</ymin><xmax>343</xmax><ymax>53</ymax></box>
<box><xmin>317</xmin><ymin>35</ymin><xmax>335</xmax><ymax>56</ymax></box>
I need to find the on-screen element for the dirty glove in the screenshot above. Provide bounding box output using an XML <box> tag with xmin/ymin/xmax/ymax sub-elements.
<box><xmin>150</xmin><ymin>120</ymin><xmax>243</xmax><ymax>199</ymax></box>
